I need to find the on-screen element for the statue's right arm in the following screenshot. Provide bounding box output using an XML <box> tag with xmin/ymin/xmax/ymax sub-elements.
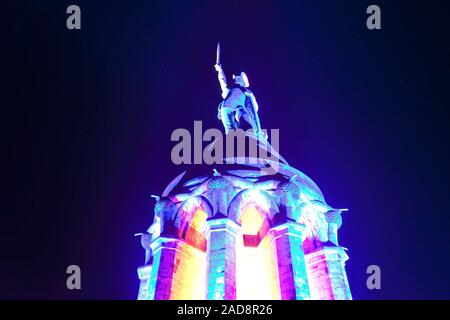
<box><xmin>215</xmin><ymin>64</ymin><xmax>229</xmax><ymax>98</ymax></box>
<box><xmin>248</xmin><ymin>92</ymin><xmax>259</xmax><ymax>112</ymax></box>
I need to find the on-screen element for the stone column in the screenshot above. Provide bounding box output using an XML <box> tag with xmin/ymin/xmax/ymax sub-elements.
<box><xmin>305</xmin><ymin>246</ymin><xmax>352</xmax><ymax>300</ymax></box>
<box><xmin>137</xmin><ymin>264</ymin><xmax>152</xmax><ymax>300</ymax></box>
<box><xmin>271</xmin><ymin>222</ymin><xmax>310</xmax><ymax>300</ymax></box>
<box><xmin>137</xmin><ymin>237</ymin><xmax>179</xmax><ymax>300</ymax></box>
<box><xmin>204</xmin><ymin>218</ymin><xmax>239</xmax><ymax>300</ymax></box>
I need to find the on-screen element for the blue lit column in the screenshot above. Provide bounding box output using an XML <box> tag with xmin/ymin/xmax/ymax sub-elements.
<box><xmin>271</xmin><ymin>222</ymin><xmax>310</xmax><ymax>300</ymax></box>
<box><xmin>137</xmin><ymin>237</ymin><xmax>180</xmax><ymax>300</ymax></box>
<box><xmin>204</xmin><ymin>218</ymin><xmax>240</xmax><ymax>300</ymax></box>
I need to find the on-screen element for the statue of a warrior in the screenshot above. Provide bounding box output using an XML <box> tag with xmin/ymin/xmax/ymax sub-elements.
<box><xmin>214</xmin><ymin>43</ymin><xmax>265</xmax><ymax>139</ymax></box>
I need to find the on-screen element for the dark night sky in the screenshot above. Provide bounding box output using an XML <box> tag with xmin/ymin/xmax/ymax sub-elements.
<box><xmin>3</xmin><ymin>0</ymin><xmax>450</xmax><ymax>299</ymax></box>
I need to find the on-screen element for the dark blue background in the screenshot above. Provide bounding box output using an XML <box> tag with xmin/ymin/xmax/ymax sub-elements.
<box><xmin>4</xmin><ymin>0</ymin><xmax>450</xmax><ymax>299</ymax></box>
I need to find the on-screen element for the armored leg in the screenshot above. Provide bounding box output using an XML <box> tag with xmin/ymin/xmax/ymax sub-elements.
<box><xmin>220</xmin><ymin>107</ymin><xmax>238</xmax><ymax>134</ymax></box>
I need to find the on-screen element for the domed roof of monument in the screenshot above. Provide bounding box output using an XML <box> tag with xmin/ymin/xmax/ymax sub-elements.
<box><xmin>160</xmin><ymin>160</ymin><xmax>325</xmax><ymax>203</ymax></box>
<box><xmin>160</xmin><ymin>128</ymin><xmax>325</xmax><ymax>201</ymax></box>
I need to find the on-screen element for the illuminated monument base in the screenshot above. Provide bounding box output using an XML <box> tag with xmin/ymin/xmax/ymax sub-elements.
<box><xmin>137</xmin><ymin>152</ymin><xmax>352</xmax><ymax>300</ymax></box>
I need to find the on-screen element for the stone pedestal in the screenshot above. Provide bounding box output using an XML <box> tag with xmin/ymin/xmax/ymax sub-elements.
<box><xmin>137</xmin><ymin>167</ymin><xmax>353</xmax><ymax>300</ymax></box>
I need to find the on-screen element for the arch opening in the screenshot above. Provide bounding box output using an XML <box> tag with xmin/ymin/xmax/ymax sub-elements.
<box><xmin>236</xmin><ymin>205</ymin><xmax>280</xmax><ymax>300</ymax></box>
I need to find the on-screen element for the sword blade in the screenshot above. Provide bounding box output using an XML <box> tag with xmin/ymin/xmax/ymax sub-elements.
<box><xmin>216</xmin><ymin>42</ymin><xmax>221</xmax><ymax>65</ymax></box>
